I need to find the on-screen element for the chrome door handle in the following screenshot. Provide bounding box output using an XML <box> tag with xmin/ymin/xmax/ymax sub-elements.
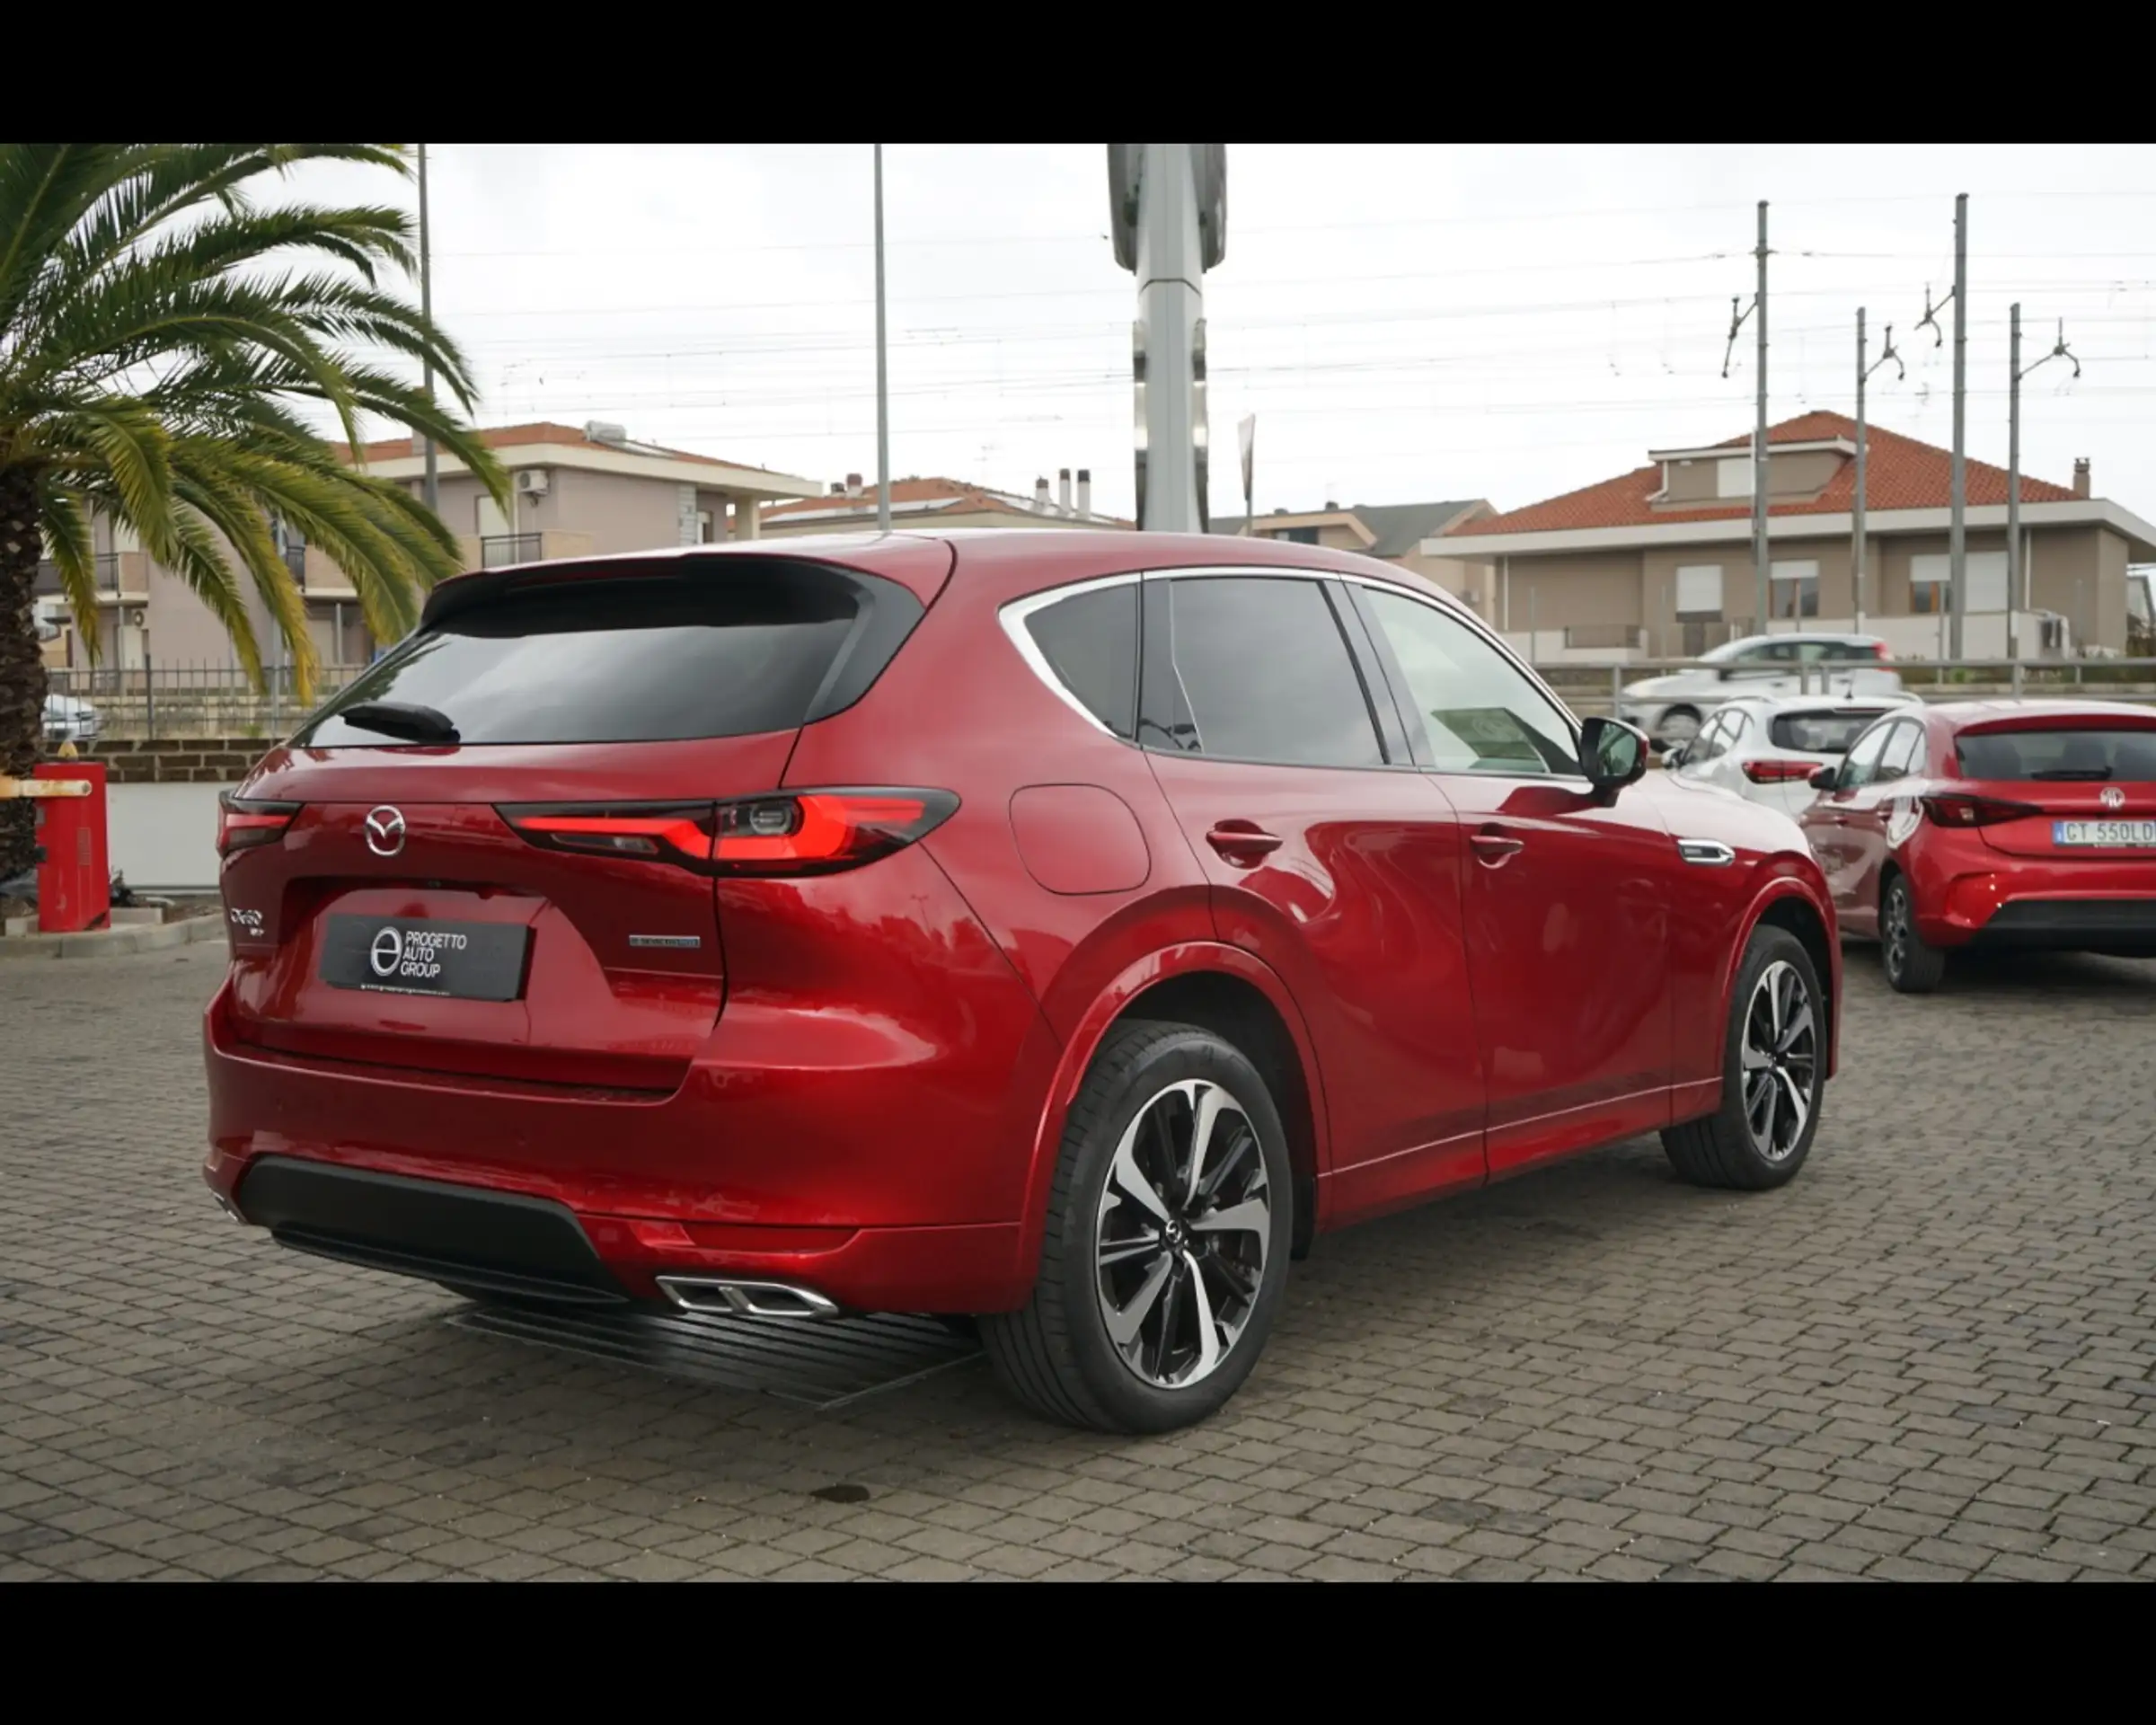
<box><xmin>1676</xmin><ymin>837</ymin><xmax>1736</xmax><ymax>867</ymax></box>
<box><xmin>1470</xmin><ymin>829</ymin><xmax>1524</xmax><ymax>866</ymax></box>
<box><xmin>1206</xmin><ymin>822</ymin><xmax>1283</xmax><ymax>864</ymax></box>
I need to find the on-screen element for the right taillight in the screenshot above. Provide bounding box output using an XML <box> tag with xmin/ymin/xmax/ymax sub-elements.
<box><xmin>499</xmin><ymin>789</ymin><xmax>957</xmax><ymax>878</ymax></box>
<box><xmin>216</xmin><ymin>792</ymin><xmax>299</xmax><ymax>856</ymax></box>
<box><xmin>1921</xmin><ymin>794</ymin><xmax>2039</xmax><ymax>828</ymax></box>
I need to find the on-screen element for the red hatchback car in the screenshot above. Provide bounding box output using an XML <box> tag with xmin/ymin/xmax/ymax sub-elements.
<box><xmin>204</xmin><ymin>531</ymin><xmax>1841</xmax><ymax>1432</ymax></box>
<box><xmin>1797</xmin><ymin>698</ymin><xmax>2156</xmax><ymax>993</ymax></box>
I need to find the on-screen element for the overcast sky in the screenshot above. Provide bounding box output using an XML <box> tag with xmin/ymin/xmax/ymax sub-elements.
<box><xmin>304</xmin><ymin>145</ymin><xmax>2156</xmax><ymax>524</ymax></box>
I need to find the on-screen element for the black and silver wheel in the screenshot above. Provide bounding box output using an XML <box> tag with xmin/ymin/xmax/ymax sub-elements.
<box><xmin>1656</xmin><ymin>707</ymin><xmax>1703</xmax><ymax>750</ymax></box>
<box><xmin>982</xmin><ymin>1021</ymin><xmax>1292</xmax><ymax>1433</ymax></box>
<box><xmin>1663</xmin><ymin>925</ymin><xmax>1825</xmax><ymax>1191</ymax></box>
<box><xmin>1881</xmin><ymin>874</ymin><xmax>1946</xmax><ymax>994</ymax></box>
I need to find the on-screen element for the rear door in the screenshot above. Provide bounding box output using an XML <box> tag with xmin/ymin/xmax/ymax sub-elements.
<box><xmin>217</xmin><ymin>556</ymin><xmax>927</xmax><ymax>1092</ymax></box>
<box><xmin>1837</xmin><ymin>717</ymin><xmax>1927</xmax><ymax>923</ymax></box>
<box><xmin>1136</xmin><ymin>571</ymin><xmax>1489</xmax><ymax>1217</ymax></box>
<box><xmin>1949</xmin><ymin>715</ymin><xmax>2156</xmax><ymax>860</ymax></box>
<box><xmin>1803</xmin><ymin>717</ymin><xmax>1896</xmax><ymax>916</ymax></box>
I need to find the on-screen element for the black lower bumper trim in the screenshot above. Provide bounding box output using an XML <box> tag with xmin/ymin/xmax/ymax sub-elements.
<box><xmin>234</xmin><ymin>1156</ymin><xmax>631</xmax><ymax>1305</ymax></box>
<box><xmin>1972</xmin><ymin>898</ymin><xmax>2156</xmax><ymax>955</ymax></box>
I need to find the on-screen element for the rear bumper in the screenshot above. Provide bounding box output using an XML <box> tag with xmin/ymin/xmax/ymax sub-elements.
<box><xmin>202</xmin><ymin>956</ymin><xmax>1058</xmax><ymax>1314</ymax></box>
<box><xmin>1960</xmin><ymin>897</ymin><xmax>2156</xmax><ymax>954</ymax></box>
<box><xmin>1918</xmin><ymin>853</ymin><xmax>2156</xmax><ymax>952</ymax></box>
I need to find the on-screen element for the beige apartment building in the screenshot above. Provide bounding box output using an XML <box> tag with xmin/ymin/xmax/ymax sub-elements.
<box><xmin>37</xmin><ymin>420</ymin><xmax>824</xmax><ymax>674</ymax></box>
<box><xmin>1445</xmin><ymin>411</ymin><xmax>2156</xmax><ymax>661</ymax></box>
<box><xmin>1210</xmin><ymin>498</ymin><xmax>1493</xmax><ymax>596</ymax></box>
<box><xmin>760</xmin><ymin>468</ymin><xmax>1130</xmax><ymax>535</ymax></box>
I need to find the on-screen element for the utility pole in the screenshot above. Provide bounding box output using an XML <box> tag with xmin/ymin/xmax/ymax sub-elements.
<box><xmin>1916</xmin><ymin>193</ymin><xmax>1968</xmax><ymax>656</ymax></box>
<box><xmin>2007</xmin><ymin>305</ymin><xmax>2081</xmax><ymax>657</ymax></box>
<box><xmin>874</xmin><ymin>145</ymin><xmax>890</xmax><ymax>534</ymax></box>
<box><xmin>418</xmin><ymin>143</ymin><xmax>438</xmax><ymax>514</ymax></box>
<box><xmin>1720</xmin><ymin>202</ymin><xmax>1769</xmax><ymax>631</ymax></box>
<box><xmin>1853</xmin><ymin>308</ymin><xmax>1904</xmax><ymax>632</ymax></box>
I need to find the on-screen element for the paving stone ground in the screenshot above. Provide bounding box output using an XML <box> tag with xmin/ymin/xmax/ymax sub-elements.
<box><xmin>3</xmin><ymin>937</ymin><xmax>2153</xmax><ymax>1581</ymax></box>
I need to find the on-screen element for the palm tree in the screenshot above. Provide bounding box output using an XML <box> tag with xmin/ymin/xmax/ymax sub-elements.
<box><xmin>0</xmin><ymin>144</ymin><xmax>507</xmax><ymax>880</ymax></box>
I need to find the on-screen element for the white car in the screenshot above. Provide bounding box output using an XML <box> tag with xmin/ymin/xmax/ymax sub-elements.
<box><xmin>1620</xmin><ymin>632</ymin><xmax>1901</xmax><ymax>750</ymax></box>
<box><xmin>1666</xmin><ymin>691</ymin><xmax>1922</xmax><ymax>818</ymax></box>
<box><xmin>42</xmin><ymin>693</ymin><xmax>101</xmax><ymax>745</ymax></box>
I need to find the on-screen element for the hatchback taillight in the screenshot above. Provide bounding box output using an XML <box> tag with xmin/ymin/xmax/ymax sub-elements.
<box><xmin>1743</xmin><ymin>758</ymin><xmax>1820</xmax><ymax>783</ymax></box>
<box><xmin>1921</xmin><ymin>794</ymin><xmax>2039</xmax><ymax>828</ymax></box>
<box><xmin>216</xmin><ymin>793</ymin><xmax>299</xmax><ymax>856</ymax></box>
<box><xmin>499</xmin><ymin>790</ymin><xmax>958</xmax><ymax>878</ymax></box>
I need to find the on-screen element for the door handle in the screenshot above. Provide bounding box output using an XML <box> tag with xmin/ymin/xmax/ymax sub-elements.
<box><xmin>1470</xmin><ymin>828</ymin><xmax>1524</xmax><ymax>866</ymax></box>
<box><xmin>1206</xmin><ymin>822</ymin><xmax>1283</xmax><ymax>864</ymax></box>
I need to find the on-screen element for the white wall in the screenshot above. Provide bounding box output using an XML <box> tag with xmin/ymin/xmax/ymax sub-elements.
<box><xmin>108</xmin><ymin>781</ymin><xmax>227</xmax><ymax>892</ymax></box>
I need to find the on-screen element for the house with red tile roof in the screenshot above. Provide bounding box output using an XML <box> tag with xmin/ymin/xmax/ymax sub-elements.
<box><xmin>1442</xmin><ymin>412</ymin><xmax>2156</xmax><ymax>659</ymax></box>
<box><xmin>759</xmin><ymin>468</ymin><xmax>1130</xmax><ymax>535</ymax></box>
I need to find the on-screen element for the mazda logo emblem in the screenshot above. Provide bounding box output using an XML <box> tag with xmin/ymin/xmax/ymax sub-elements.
<box><xmin>369</xmin><ymin>927</ymin><xmax>403</xmax><ymax>978</ymax></box>
<box><xmin>364</xmin><ymin>806</ymin><xmax>407</xmax><ymax>857</ymax></box>
<box><xmin>2100</xmin><ymin>785</ymin><xmax>2126</xmax><ymax>810</ymax></box>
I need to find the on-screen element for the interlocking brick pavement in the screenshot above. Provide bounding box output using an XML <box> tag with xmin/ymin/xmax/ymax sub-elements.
<box><xmin>2</xmin><ymin>937</ymin><xmax>2152</xmax><ymax>1580</ymax></box>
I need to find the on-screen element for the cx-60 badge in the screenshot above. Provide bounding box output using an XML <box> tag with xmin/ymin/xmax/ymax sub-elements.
<box><xmin>364</xmin><ymin>806</ymin><xmax>407</xmax><ymax>857</ymax></box>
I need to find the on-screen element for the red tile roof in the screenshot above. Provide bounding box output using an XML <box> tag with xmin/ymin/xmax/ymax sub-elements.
<box><xmin>333</xmin><ymin>420</ymin><xmax>791</xmax><ymax>476</ymax></box>
<box><xmin>1455</xmin><ymin>411</ymin><xmax>2079</xmax><ymax>537</ymax></box>
<box><xmin>763</xmin><ymin>476</ymin><xmax>1134</xmax><ymax>528</ymax></box>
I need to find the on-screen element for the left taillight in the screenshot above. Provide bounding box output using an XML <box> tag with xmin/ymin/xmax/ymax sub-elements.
<box><xmin>1921</xmin><ymin>794</ymin><xmax>2040</xmax><ymax>828</ymax></box>
<box><xmin>499</xmin><ymin>789</ymin><xmax>958</xmax><ymax>879</ymax></box>
<box><xmin>216</xmin><ymin>793</ymin><xmax>299</xmax><ymax>856</ymax></box>
<box><xmin>1743</xmin><ymin>758</ymin><xmax>1821</xmax><ymax>784</ymax></box>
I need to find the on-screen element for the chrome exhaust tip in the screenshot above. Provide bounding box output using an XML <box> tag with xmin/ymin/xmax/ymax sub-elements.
<box><xmin>654</xmin><ymin>1276</ymin><xmax>841</xmax><ymax>1320</ymax></box>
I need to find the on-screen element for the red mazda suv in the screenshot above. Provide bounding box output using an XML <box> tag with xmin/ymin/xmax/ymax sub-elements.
<box><xmin>204</xmin><ymin>531</ymin><xmax>1841</xmax><ymax>1432</ymax></box>
<box><xmin>1797</xmin><ymin>698</ymin><xmax>2156</xmax><ymax>993</ymax></box>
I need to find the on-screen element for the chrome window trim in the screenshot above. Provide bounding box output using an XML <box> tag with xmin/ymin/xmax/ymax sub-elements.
<box><xmin>997</xmin><ymin>572</ymin><xmax>1144</xmax><ymax>739</ymax></box>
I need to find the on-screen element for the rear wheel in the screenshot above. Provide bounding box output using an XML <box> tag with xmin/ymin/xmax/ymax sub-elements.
<box><xmin>1656</xmin><ymin>707</ymin><xmax>1702</xmax><ymax>749</ymax></box>
<box><xmin>982</xmin><ymin>1021</ymin><xmax>1292</xmax><ymax>1434</ymax></box>
<box><xmin>1663</xmin><ymin>925</ymin><xmax>1825</xmax><ymax>1191</ymax></box>
<box><xmin>1881</xmin><ymin>874</ymin><xmax>1946</xmax><ymax>995</ymax></box>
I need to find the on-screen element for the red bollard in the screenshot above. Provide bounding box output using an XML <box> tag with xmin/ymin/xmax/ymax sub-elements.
<box><xmin>34</xmin><ymin>761</ymin><xmax>110</xmax><ymax>934</ymax></box>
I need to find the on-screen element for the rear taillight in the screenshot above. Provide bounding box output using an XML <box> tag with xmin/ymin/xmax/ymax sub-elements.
<box><xmin>499</xmin><ymin>790</ymin><xmax>958</xmax><ymax>878</ymax></box>
<box><xmin>1743</xmin><ymin>758</ymin><xmax>1820</xmax><ymax>784</ymax></box>
<box><xmin>1921</xmin><ymin>794</ymin><xmax>2039</xmax><ymax>828</ymax></box>
<box><xmin>216</xmin><ymin>793</ymin><xmax>299</xmax><ymax>856</ymax></box>
<box><xmin>1871</xmin><ymin>641</ymin><xmax>1893</xmax><ymax>661</ymax></box>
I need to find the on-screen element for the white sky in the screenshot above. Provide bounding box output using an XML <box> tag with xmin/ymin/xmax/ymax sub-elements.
<box><xmin>299</xmin><ymin>144</ymin><xmax>2156</xmax><ymax>523</ymax></box>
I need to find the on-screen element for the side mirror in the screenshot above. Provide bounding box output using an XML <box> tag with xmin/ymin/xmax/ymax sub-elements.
<box><xmin>1809</xmin><ymin>765</ymin><xmax>1839</xmax><ymax>792</ymax></box>
<box><xmin>1580</xmin><ymin>717</ymin><xmax>1649</xmax><ymax>796</ymax></box>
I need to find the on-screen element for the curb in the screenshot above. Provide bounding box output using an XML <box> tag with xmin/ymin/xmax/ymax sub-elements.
<box><xmin>0</xmin><ymin>916</ymin><xmax>227</xmax><ymax>962</ymax></box>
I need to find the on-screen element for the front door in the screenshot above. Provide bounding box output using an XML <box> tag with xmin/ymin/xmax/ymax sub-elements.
<box><xmin>1350</xmin><ymin>583</ymin><xmax>1676</xmax><ymax>1177</ymax></box>
<box><xmin>1137</xmin><ymin>573</ymin><xmax>1487</xmax><ymax>1223</ymax></box>
<box><xmin>1801</xmin><ymin>715</ymin><xmax>1909</xmax><ymax>933</ymax></box>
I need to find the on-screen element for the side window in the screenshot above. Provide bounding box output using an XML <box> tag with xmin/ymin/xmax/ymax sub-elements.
<box><xmin>1839</xmin><ymin>721</ymin><xmax>1895</xmax><ymax>789</ymax></box>
<box><xmin>1152</xmin><ymin>577</ymin><xmax>1384</xmax><ymax>767</ymax></box>
<box><xmin>1020</xmin><ymin>582</ymin><xmax>1138</xmax><ymax>739</ymax></box>
<box><xmin>1876</xmin><ymin>721</ymin><xmax>1924</xmax><ymax>783</ymax></box>
<box><xmin>1359</xmin><ymin>587</ymin><xmax>1580</xmax><ymax>776</ymax></box>
<box><xmin>1690</xmin><ymin>712</ymin><xmax>1731</xmax><ymax>765</ymax></box>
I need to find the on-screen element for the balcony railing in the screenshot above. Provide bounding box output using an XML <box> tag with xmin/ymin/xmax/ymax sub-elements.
<box><xmin>481</xmin><ymin>533</ymin><xmax>543</xmax><ymax>568</ymax></box>
<box><xmin>35</xmin><ymin>552</ymin><xmax>126</xmax><ymax>597</ymax></box>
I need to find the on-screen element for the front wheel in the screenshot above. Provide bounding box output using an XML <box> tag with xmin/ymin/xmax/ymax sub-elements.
<box><xmin>1881</xmin><ymin>875</ymin><xmax>1946</xmax><ymax>994</ymax></box>
<box><xmin>1663</xmin><ymin>925</ymin><xmax>1826</xmax><ymax>1191</ymax></box>
<box><xmin>982</xmin><ymin>1021</ymin><xmax>1293</xmax><ymax>1434</ymax></box>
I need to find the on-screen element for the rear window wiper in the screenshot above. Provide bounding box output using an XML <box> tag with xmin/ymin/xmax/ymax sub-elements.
<box><xmin>337</xmin><ymin>700</ymin><xmax>460</xmax><ymax>743</ymax></box>
<box><xmin>2028</xmin><ymin>766</ymin><xmax>2112</xmax><ymax>780</ymax></box>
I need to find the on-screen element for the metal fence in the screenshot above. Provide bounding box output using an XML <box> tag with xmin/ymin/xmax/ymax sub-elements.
<box><xmin>45</xmin><ymin>660</ymin><xmax>373</xmax><ymax>741</ymax></box>
<box><xmin>1542</xmin><ymin>657</ymin><xmax>2156</xmax><ymax>722</ymax></box>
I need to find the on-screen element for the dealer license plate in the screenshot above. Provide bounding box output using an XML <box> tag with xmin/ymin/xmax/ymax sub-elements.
<box><xmin>319</xmin><ymin>915</ymin><xmax>530</xmax><ymax>1000</ymax></box>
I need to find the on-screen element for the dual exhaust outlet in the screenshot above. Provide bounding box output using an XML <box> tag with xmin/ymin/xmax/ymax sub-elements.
<box><xmin>654</xmin><ymin>1275</ymin><xmax>840</xmax><ymax>1320</ymax></box>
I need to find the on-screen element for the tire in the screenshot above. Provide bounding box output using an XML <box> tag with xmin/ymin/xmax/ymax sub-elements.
<box><xmin>982</xmin><ymin>1020</ymin><xmax>1294</xmax><ymax>1434</ymax></box>
<box><xmin>1662</xmin><ymin>925</ymin><xmax>1826</xmax><ymax>1191</ymax></box>
<box><xmin>1880</xmin><ymin>873</ymin><xmax>1946</xmax><ymax>995</ymax></box>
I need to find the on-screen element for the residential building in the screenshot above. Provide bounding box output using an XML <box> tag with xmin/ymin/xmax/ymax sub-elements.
<box><xmin>759</xmin><ymin>469</ymin><xmax>1131</xmax><ymax>535</ymax></box>
<box><xmin>1210</xmin><ymin>498</ymin><xmax>1494</xmax><ymax>597</ymax></box>
<box><xmin>1445</xmin><ymin>411</ymin><xmax>2156</xmax><ymax>661</ymax></box>
<box><xmin>35</xmin><ymin>420</ymin><xmax>824</xmax><ymax>674</ymax></box>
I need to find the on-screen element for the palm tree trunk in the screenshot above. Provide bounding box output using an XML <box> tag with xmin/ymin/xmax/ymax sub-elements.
<box><xmin>0</xmin><ymin>465</ymin><xmax>45</xmax><ymax>883</ymax></box>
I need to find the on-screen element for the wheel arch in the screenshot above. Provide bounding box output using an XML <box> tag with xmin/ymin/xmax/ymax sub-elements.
<box><xmin>1745</xmin><ymin>884</ymin><xmax>1839</xmax><ymax>1080</ymax></box>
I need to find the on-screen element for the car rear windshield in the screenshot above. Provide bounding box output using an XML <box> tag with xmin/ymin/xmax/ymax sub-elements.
<box><xmin>1955</xmin><ymin>726</ymin><xmax>2156</xmax><ymax>783</ymax></box>
<box><xmin>1769</xmin><ymin>709</ymin><xmax>1891</xmax><ymax>755</ymax></box>
<box><xmin>296</xmin><ymin>565</ymin><xmax>888</xmax><ymax>747</ymax></box>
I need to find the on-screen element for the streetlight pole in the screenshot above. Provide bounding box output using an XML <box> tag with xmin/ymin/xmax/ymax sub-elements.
<box><xmin>2007</xmin><ymin>305</ymin><xmax>2080</xmax><ymax>659</ymax></box>
<box><xmin>1852</xmin><ymin>308</ymin><xmax>1902</xmax><ymax>632</ymax></box>
<box><xmin>874</xmin><ymin>145</ymin><xmax>890</xmax><ymax>534</ymax></box>
<box><xmin>1948</xmin><ymin>192</ymin><xmax>1967</xmax><ymax>658</ymax></box>
<box><xmin>418</xmin><ymin>143</ymin><xmax>438</xmax><ymax>514</ymax></box>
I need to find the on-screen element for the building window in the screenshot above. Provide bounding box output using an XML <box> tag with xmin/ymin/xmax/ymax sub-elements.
<box><xmin>1771</xmin><ymin>559</ymin><xmax>1820</xmax><ymax>619</ymax></box>
<box><xmin>1674</xmin><ymin>563</ymin><xmax>1723</xmax><ymax>616</ymax></box>
<box><xmin>1717</xmin><ymin>456</ymin><xmax>1754</xmax><ymax>499</ymax></box>
<box><xmin>1270</xmin><ymin>526</ymin><xmax>1321</xmax><ymax>545</ymax></box>
<box><xmin>1911</xmin><ymin>552</ymin><xmax>2009</xmax><ymax>614</ymax></box>
<box><xmin>696</xmin><ymin>510</ymin><xmax>714</xmax><ymax>544</ymax></box>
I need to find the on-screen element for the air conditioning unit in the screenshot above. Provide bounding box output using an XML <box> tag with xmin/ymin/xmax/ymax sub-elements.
<box><xmin>515</xmin><ymin>470</ymin><xmax>550</xmax><ymax>497</ymax></box>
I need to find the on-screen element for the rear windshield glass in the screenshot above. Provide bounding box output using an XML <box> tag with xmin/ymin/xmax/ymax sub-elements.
<box><xmin>1769</xmin><ymin>710</ymin><xmax>1893</xmax><ymax>755</ymax></box>
<box><xmin>1955</xmin><ymin>727</ymin><xmax>2156</xmax><ymax>783</ymax></box>
<box><xmin>296</xmin><ymin>570</ymin><xmax>864</xmax><ymax>747</ymax></box>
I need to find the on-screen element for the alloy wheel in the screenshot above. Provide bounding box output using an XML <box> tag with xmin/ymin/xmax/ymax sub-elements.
<box><xmin>1741</xmin><ymin>960</ymin><xmax>1818</xmax><ymax>1163</ymax></box>
<box><xmin>1094</xmin><ymin>1078</ymin><xmax>1271</xmax><ymax>1390</ymax></box>
<box><xmin>1884</xmin><ymin>883</ymin><xmax>1911</xmax><ymax>982</ymax></box>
